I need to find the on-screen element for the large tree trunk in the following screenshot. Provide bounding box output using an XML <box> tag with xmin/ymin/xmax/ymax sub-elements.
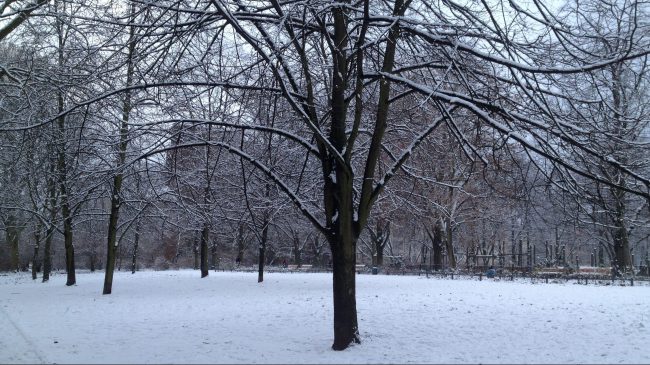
<box><xmin>445</xmin><ymin>217</ymin><xmax>456</xmax><ymax>269</ymax></box>
<box><xmin>200</xmin><ymin>224</ymin><xmax>209</xmax><ymax>278</ymax></box>
<box><xmin>326</xmin><ymin>1</ymin><xmax>364</xmax><ymax>349</ymax></box>
<box><xmin>329</xmin><ymin>231</ymin><xmax>360</xmax><ymax>351</ymax></box>
<box><xmin>612</xmin><ymin>188</ymin><xmax>632</xmax><ymax>274</ymax></box>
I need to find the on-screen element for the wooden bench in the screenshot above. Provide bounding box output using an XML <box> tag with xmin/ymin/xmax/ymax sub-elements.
<box><xmin>287</xmin><ymin>264</ymin><xmax>313</xmax><ymax>271</ymax></box>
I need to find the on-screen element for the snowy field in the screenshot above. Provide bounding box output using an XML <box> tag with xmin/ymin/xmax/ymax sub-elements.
<box><xmin>0</xmin><ymin>270</ymin><xmax>648</xmax><ymax>364</ymax></box>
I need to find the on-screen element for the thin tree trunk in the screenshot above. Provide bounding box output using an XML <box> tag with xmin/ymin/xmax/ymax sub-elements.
<box><xmin>445</xmin><ymin>217</ymin><xmax>456</xmax><ymax>269</ymax></box>
<box><xmin>42</xmin><ymin>156</ymin><xmax>57</xmax><ymax>283</ymax></box>
<box><xmin>102</xmin><ymin>5</ymin><xmax>136</xmax><ymax>294</ymax></box>
<box><xmin>117</xmin><ymin>242</ymin><xmax>123</xmax><ymax>271</ymax></box>
<box><xmin>6</xmin><ymin>215</ymin><xmax>20</xmax><ymax>272</ymax></box>
<box><xmin>293</xmin><ymin>233</ymin><xmax>302</xmax><ymax>267</ymax></box>
<box><xmin>62</xmin><ymin>215</ymin><xmax>75</xmax><ymax>286</ymax></box>
<box><xmin>200</xmin><ymin>224</ymin><xmax>209</xmax><ymax>278</ymax></box>
<box><xmin>42</xmin><ymin>221</ymin><xmax>55</xmax><ymax>282</ymax></box>
<box><xmin>193</xmin><ymin>232</ymin><xmax>199</xmax><ymax>270</ymax></box>
<box><xmin>55</xmin><ymin>3</ymin><xmax>75</xmax><ymax>286</ymax></box>
<box><xmin>32</xmin><ymin>225</ymin><xmax>42</xmax><ymax>280</ymax></box>
<box><xmin>89</xmin><ymin>253</ymin><xmax>95</xmax><ymax>272</ymax></box>
<box><xmin>131</xmin><ymin>219</ymin><xmax>140</xmax><ymax>274</ymax></box>
<box><xmin>258</xmin><ymin>216</ymin><xmax>268</xmax><ymax>283</ymax></box>
<box><xmin>211</xmin><ymin>241</ymin><xmax>218</xmax><ymax>271</ymax></box>
<box><xmin>103</xmin><ymin>189</ymin><xmax>120</xmax><ymax>294</ymax></box>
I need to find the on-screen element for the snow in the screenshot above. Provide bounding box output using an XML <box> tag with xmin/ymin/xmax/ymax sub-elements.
<box><xmin>1</xmin><ymin>270</ymin><xmax>649</xmax><ymax>364</ymax></box>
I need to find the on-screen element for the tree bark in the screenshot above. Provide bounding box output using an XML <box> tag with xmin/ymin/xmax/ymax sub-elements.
<box><xmin>327</xmin><ymin>6</ymin><xmax>360</xmax><ymax>351</ymax></box>
<box><xmin>200</xmin><ymin>224</ymin><xmax>209</xmax><ymax>278</ymax></box>
<box><xmin>89</xmin><ymin>252</ymin><xmax>95</xmax><ymax>272</ymax></box>
<box><xmin>31</xmin><ymin>226</ymin><xmax>42</xmax><ymax>280</ymax></box>
<box><xmin>445</xmin><ymin>217</ymin><xmax>456</xmax><ymax>269</ymax></box>
<box><xmin>211</xmin><ymin>241</ymin><xmax>218</xmax><ymax>271</ymax></box>
<box><xmin>193</xmin><ymin>233</ymin><xmax>199</xmax><ymax>270</ymax></box>
<box><xmin>5</xmin><ymin>215</ymin><xmax>20</xmax><ymax>272</ymax></box>
<box><xmin>62</xmin><ymin>215</ymin><xmax>75</xmax><ymax>286</ymax></box>
<box><xmin>292</xmin><ymin>233</ymin><xmax>302</xmax><ymax>267</ymax></box>
<box><xmin>612</xmin><ymin>188</ymin><xmax>632</xmax><ymax>274</ymax></box>
<box><xmin>236</xmin><ymin>223</ymin><xmax>245</xmax><ymax>265</ymax></box>
<box><xmin>258</xmin><ymin>216</ymin><xmax>268</xmax><ymax>283</ymax></box>
<box><xmin>55</xmin><ymin>3</ymin><xmax>76</xmax><ymax>286</ymax></box>
<box><xmin>102</xmin><ymin>187</ymin><xmax>120</xmax><ymax>294</ymax></box>
<box><xmin>131</xmin><ymin>219</ymin><xmax>140</xmax><ymax>274</ymax></box>
<box><xmin>426</xmin><ymin>221</ymin><xmax>443</xmax><ymax>271</ymax></box>
<box><xmin>329</xmin><ymin>231</ymin><xmax>360</xmax><ymax>350</ymax></box>
<box><xmin>102</xmin><ymin>5</ymin><xmax>135</xmax><ymax>294</ymax></box>
<box><xmin>42</xmin><ymin>224</ymin><xmax>54</xmax><ymax>282</ymax></box>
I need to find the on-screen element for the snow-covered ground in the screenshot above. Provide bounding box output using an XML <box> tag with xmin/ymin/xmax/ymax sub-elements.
<box><xmin>0</xmin><ymin>270</ymin><xmax>648</xmax><ymax>364</ymax></box>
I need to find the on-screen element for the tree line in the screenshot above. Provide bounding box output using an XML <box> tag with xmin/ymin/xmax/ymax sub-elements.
<box><xmin>1</xmin><ymin>0</ymin><xmax>649</xmax><ymax>350</ymax></box>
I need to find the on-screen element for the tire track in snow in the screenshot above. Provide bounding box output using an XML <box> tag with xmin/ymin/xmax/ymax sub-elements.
<box><xmin>0</xmin><ymin>303</ymin><xmax>47</xmax><ymax>363</ymax></box>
